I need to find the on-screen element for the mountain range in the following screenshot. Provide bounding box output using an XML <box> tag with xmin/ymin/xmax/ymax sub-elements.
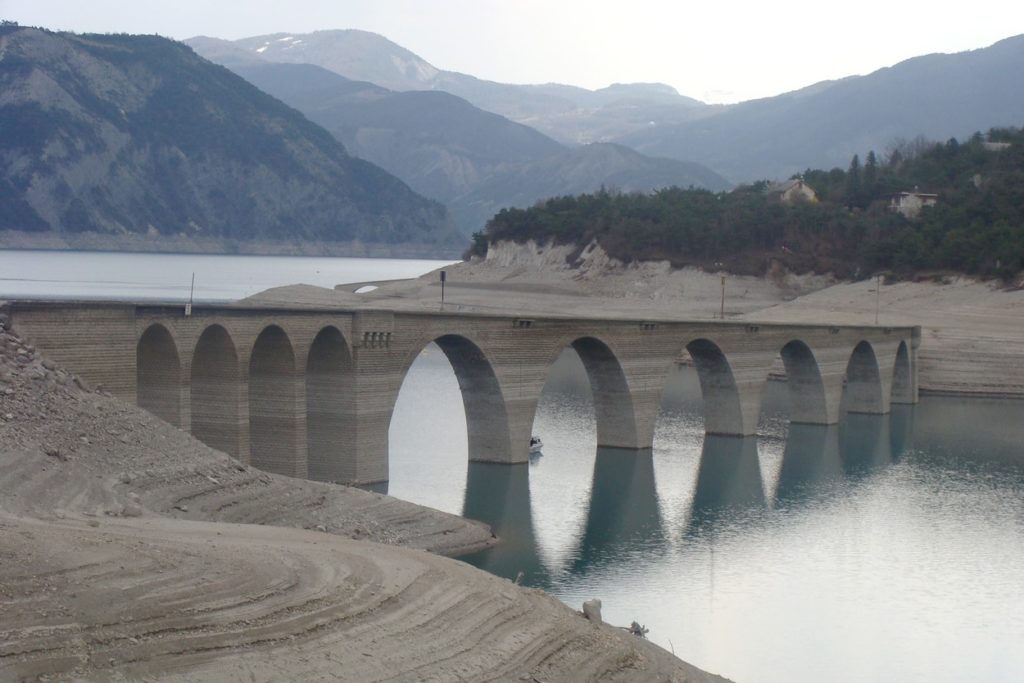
<box><xmin>0</xmin><ymin>26</ymin><xmax>462</xmax><ymax>253</ymax></box>
<box><xmin>217</xmin><ymin>60</ymin><xmax>728</xmax><ymax>234</ymax></box>
<box><xmin>194</xmin><ymin>30</ymin><xmax>1024</xmax><ymax>184</ymax></box>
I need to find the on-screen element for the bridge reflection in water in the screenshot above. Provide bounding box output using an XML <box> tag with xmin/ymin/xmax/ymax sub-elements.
<box><xmin>384</xmin><ymin>356</ymin><xmax>1024</xmax><ymax>682</ymax></box>
<box><xmin>448</xmin><ymin>405</ymin><xmax>915</xmax><ymax>585</ymax></box>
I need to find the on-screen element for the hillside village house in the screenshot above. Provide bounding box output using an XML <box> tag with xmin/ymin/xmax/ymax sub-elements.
<box><xmin>887</xmin><ymin>189</ymin><xmax>938</xmax><ymax>218</ymax></box>
<box><xmin>766</xmin><ymin>178</ymin><xmax>818</xmax><ymax>204</ymax></box>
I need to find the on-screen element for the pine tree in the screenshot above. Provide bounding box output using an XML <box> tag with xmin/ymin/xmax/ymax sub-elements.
<box><xmin>864</xmin><ymin>151</ymin><xmax>878</xmax><ymax>201</ymax></box>
<box><xmin>846</xmin><ymin>154</ymin><xmax>862</xmax><ymax>207</ymax></box>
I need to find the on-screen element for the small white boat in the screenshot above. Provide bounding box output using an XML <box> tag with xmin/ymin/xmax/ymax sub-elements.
<box><xmin>529</xmin><ymin>436</ymin><xmax>543</xmax><ymax>454</ymax></box>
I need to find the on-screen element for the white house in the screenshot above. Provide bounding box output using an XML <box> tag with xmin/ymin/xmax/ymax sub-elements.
<box><xmin>887</xmin><ymin>190</ymin><xmax>938</xmax><ymax>219</ymax></box>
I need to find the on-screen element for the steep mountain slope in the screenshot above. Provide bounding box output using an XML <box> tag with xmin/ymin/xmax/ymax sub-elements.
<box><xmin>232</xmin><ymin>62</ymin><xmax>564</xmax><ymax>203</ymax></box>
<box><xmin>0</xmin><ymin>26</ymin><xmax>463</xmax><ymax>253</ymax></box>
<box><xmin>618</xmin><ymin>35</ymin><xmax>1024</xmax><ymax>182</ymax></box>
<box><xmin>187</xmin><ymin>30</ymin><xmax>710</xmax><ymax>144</ymax></box>
<box><xmin>219</xmin><ymin>60</ymin><xmax>728</xmax><ymax>234</ymax></box>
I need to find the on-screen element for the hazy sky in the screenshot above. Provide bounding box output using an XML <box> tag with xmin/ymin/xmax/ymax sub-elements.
<box><xmin>4</xmin><ymin>0</ymin><xmax>1023</xmax><ymax>103</ymax></box>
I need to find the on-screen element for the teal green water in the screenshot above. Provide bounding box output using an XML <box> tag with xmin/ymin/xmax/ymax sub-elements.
<box><xmin>389</xmin><ymin>345</ymin><xmax>1024</xmax><ymax>683</ymax></box>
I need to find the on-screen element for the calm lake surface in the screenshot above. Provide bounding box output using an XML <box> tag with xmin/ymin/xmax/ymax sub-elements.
<box><xmin>0</xmin><ymin>249</ymin><xmax>454</xmax><ymax>302</ymax></box>
<box><xmin>6</xmin><ymin>250</ymin><xmax>1023</xmax><ymax>682</ymax></box>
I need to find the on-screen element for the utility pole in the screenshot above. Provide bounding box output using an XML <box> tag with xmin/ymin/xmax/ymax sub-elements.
<box><xmin>875</xmin><ymin>274</ymin><xmax>881</xmax><ymax>325</ymax></box>
<box><xmin>185</xmin><ymin>272</ymin><xmax>195</xmax><ymax>317</ymax></box>
<box><xmin>720</xmin><ymin>274</ymin><xmax>726</xmax><ymax>320</ymax></box>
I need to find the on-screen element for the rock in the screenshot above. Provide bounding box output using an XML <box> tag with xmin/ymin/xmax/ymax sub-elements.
<box><xmin>121</xmin><ymin>504</ymin><xmax>144</xmax><ymax>518</ymax></box>
<box><xmin>582</xmin><ymin>598</ymin><xmax>602</xmax><ymax>624</ymax></box>
<box><xmin>42</xmin><ymin>359</ymin><xmax>57</xmax><ymax>371</ymax></box>
<box><xmin>174</xmin><ymin>504</ymin><xmax>189</xmax><ymax>512</ymax></box>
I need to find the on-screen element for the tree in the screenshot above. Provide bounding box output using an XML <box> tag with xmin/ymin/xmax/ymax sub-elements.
<box><xmin>864</xmin><ymin>151</ymin><xmax>879</xmax><ymax>200</ymax></box>
<box><xmin>846</xmin><ymin>154</ymin><xmax>862</xmax><ymax>207</ymax></box>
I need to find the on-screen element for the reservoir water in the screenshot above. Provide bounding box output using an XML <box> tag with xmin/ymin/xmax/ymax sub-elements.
<box><xmin>391</xmin><ymin>345</ymin><xmax>1024</xmax><ymax>683</ymax></box>
<box><xmin>4</xmin><ymin>250</ymin><xmax>1022</xmax><ymax>682</ymax></box>
<box><xmin>0</xmin><ymin>249</ymin><xmax>454</xmax><ymax>302</ymax></box>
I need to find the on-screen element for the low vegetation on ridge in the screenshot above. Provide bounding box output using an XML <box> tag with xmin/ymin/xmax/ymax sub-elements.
<box><xmin>469</xmin><ymin>127</ymin><xmax>1024</xmax><ymax>280</ymax></box>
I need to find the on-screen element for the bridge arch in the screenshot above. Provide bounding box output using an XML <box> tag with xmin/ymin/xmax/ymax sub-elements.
<box><xmin>845</xmin><ymin>341</ymin><xmax>885</xmax><ymax>414</ymax></box>
<box><xmin>306</xmin><ymin>326</ymin><xmax>354</xmax><ymax>482</ymax></box>
<box><xmin>137</xmin><ymin>323</ymin><xmax>181</xmax><ymax>426</ymax></box>
<box><xmin>779</xmin><ymin>339</ymin><xmax>829</xmax><ymax>424</ymax></box>
<box><xmin>891</xmin><ymin>340</ymin><xmax>913</xmax><ymax>403</ymax></box>
<box><xmin>395</xmin><ymin>334</ymin><xmax>510</xmax><ymax>463</ymax></box>
<box><xmin>686</xmin><ymin>338</ymin><xmax>743</xmax><ymax>435</ymax></box>
<box><xmin>558</xmin><ymin>336</ymin><xmax>637</xmax><ymax>448</ymax></box>
<box><xmin>191</xmin><ymin>324</ymin><xmax>241</xmax><ymax>457</ymax></box>
<box><xmin>249</xmin><ymin>325</ymin><xmax>300</xmax><ymax>476</ymax></box>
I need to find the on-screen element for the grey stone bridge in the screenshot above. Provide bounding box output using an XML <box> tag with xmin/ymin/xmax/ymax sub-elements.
<box><xmin>7</xmin><ymin>302</ymin><xmax>919</xmax><ymax>485</ymax></box>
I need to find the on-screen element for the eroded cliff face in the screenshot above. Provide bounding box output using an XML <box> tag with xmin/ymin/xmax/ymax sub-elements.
<box><xmin>0</xmin><ymin>26</ymin><xmax>463</xmax><ymax>253</ymax></box>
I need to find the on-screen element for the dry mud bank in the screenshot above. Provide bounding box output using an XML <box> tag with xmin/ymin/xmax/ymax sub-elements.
<box><xmin>0</xmin><ymin>315</ymin><xmax>726</xmax><ymax>682</ymax></box>
<box><xmin>299</xmin><ymin>240</ymin><xmax>1023</xmax><ymax>398</ymax></box>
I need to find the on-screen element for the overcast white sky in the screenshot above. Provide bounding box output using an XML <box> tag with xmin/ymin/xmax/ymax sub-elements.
<box><xmin>3</xmin><ymin>0</ymin><xmax>1023</xmax><ymax>103</ymax></box>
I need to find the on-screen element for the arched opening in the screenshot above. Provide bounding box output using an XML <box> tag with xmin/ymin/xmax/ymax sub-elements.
<box><xmin>528</xmin><ymin>346</ymin><xmax>598</xmax><ymax>571</ymax></box>
<box><xmin>387</xmin><ymin>336</ymin><xmax>504</xmax><ymax>512</ymax></box>
<box><xmin>435</xmin><ymin>334</ymin><xmax>509</xmax><ymax>461</ymax></box>
<box><xmin>306</xmin><ymin>326</ymin><xmax>353</xmax><ymax>483</ymax></box>
<box><xmin>568</xmin><ymin>336</ymin><xmax>636</xmax><ymax>447</ymax></box>
<box><xmin>845</xmin><ymin>341</ymin><xmax>884</xmax><ymax>414</ymax></box>
<box><xmin>780</xmin><ymin>340</ymin><xmax>828</xmax><ymax>424</ymax></box>
<box><xmin>190</xmin><ymin>324</ymin><xmax>240</xmax><ymax>457</ymax></box>
<box><xmin>137</xmin><ymin>323</ymin><xmax>181</xmax><ymax>426</ymax></box>
<box><xmin>249</xmin><ymin>325</ymin><xmax>298</xmax><ymax>476</ymax></box>
<box><xmin>686</xmin><ymin>338</ymin><xmax>743</xmax><ymax>435</ymax></box>
<box><xmin>891</xmin><ymin>340</ymin><xmax>913</xmax><ymax>403</ymax></box>
<box><xmin>530</xmin><ymin>337</ymin><xmax>660</xmax><ymax>575</ymax></box>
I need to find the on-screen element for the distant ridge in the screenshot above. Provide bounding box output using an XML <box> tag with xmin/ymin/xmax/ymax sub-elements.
<box><xmin>186</xmin><ymin>30</ymin><xmax>710</xmax><ymax>145</ymax></box>
<box><xmin>197</xmin><ymin>30</ymin><xmax>1024</xmax><ymax>185</ymax></box>
<box><xmin>617</xmin><ymin>35</ymin><xmax>1024</xmax><ymax>181</ymax></box>
<box><xmin>0</xmin><ymin>26</ymin><xmax>464</xmax><ymax>255</ymax></box>
<box><xmin>204</xmin><ymin>58</ymin><xmax>728</xmax><ymax>234</ymax></box>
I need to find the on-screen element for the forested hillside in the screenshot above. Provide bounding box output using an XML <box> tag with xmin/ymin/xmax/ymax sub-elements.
<box><xmin>470</xmin><ymin>128</ymin><xmax>1024</xmax><ymax>280</ymax></box>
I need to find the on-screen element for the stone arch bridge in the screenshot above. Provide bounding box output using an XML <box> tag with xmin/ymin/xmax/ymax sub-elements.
<box><xmin>7</xmin><ymin>302</ymin><xmax>919</xmax><ymax>486</ymax></box>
